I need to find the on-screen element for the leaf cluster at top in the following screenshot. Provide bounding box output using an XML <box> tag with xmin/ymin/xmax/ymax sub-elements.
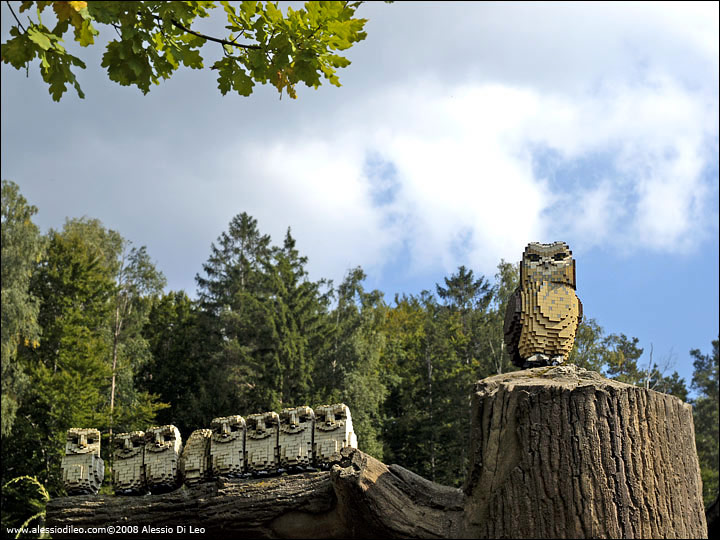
<box><xmin>1</xmin><ymin>1</ymin><xmax>370</xmax><ymax>101</ymax></box>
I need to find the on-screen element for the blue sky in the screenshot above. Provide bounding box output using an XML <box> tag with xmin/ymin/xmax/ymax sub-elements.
<box><xmin>1</xmin><ymin>2</ymin><xmax>718</xmax><ymax>393</ymax></box>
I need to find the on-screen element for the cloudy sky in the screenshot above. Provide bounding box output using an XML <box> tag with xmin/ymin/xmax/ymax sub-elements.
<box><xmin>2</xmin><ymin>1</ymin><xmax>718</xmax><ymax>391</ymax></box>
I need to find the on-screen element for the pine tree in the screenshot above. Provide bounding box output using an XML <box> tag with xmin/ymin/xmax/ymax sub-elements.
<box><xmin>690</xmin><ymin>339</ymin><xmax>719</xmax><ymax>506</ymax></box>
<box><xmin>140</xmin><ymin>291</ymin><xmax>214</xmax><ymax>434</ymax></box>
<box><xmin>319</xmin><ymin>267</ymin><xmax>387</xmax><ymax>459</ymax></box>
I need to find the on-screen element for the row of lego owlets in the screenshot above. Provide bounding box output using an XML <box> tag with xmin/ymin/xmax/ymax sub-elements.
<box><xmin>61</xmin><ymin>404</ymin><xmax>357</xmax><ymax>496</ymax></box>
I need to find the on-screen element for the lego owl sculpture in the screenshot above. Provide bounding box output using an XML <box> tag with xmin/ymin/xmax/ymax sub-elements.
<box><xmin>179</xmin><ymin>429</ymin><xmax>212</xmax><ymax>485</ymax></box>
<box><xmin>313</xmin><ymin>403</ymin><xmax>357</xmax><ymax>468</ymax></box>
<box><xmin>245</xmin><ymin>412</ymin><xmax>280</xmax><ymax>475</ymax></box>
<box><xmin>504</xmin><ymin>241</ymin><xmax>583</xmax><ymax>368</ymax></box>
<box><xmin>144</xmin><ymin>425</ymin><xmax>183</xmax><ymax>493</ymax></box>
<box><xmin>112</xmin><ymin>431</ymin><xmax>146</xmax><ymax>495</ymax></box>
<box><xmin>209</xmin><ymin>416</ymin><xmax>246</xmax><ymax>478</ymax></box>
<box><xmin>61</xmin><ymin>428</ymin><xmax>104</xmax><ymax>495</ymax></box>
<box><xmin>278</xmin><ymin>406</ymin><xmax>315</xmax><ymax>471</ymax></box>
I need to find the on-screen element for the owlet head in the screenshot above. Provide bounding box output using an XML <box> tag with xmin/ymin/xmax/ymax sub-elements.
<box><xmin>211</xmin><ymin>415</ymin><xmax>245</xmax><ymax>443</ymax></box>
<box><xmin>279</xmin><ymin>406</ymin><xmax>314</xmax><ymax>434</ymax></box>
<box><xmin>114</xmin><ymin>431</ymin><xmax>144</xmax><ymax>459</ymax></box>
<box><xmin>246</xmin><ymin>412</ymin><xmax>279</xmax><ymax>440</ymax></box>
<box><xmin>65</xmin><ymin>428</ymin><xmax>101</xmax><ymax>456</ymax></box>
<box><xmin>145</xmin><ymin>425</ymin><xmax>181</xmax><ymax>453</ymax></box>
<box><xmin>314</xmin><ymin>403</ymin><xmax>350</xmax><ymax>432</ymax></box>
<box><xmin>520</xmin><ymin>241</ymin><xmax>576</xmax><ymax>288</ymax></box>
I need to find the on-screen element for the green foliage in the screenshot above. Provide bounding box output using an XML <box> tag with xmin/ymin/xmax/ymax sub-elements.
<box><xmin>1</xmin><ymin>476</ymin><xmax>50</xmax><ymax>539</ymax></box>
<box><xmin>109</xmin><ymin>242</ymin><xmax>167</xmax><ymax>437</ymax></box>
<box><xmin>139</xmin><ymin>291</ymin><xmax>215</xmax><ymax>434</ymax></box>
<box><xmin>567</xmin><ymin>318</ymin><xmax>607</xmax><ymax>371</ymax></box>
<box><xmin>381</xmin><ymin>264</ymin><xmax>503</xmax><ymax>486</ymax></box>
<box><xmin>5</xmin><ymin>222</ymin><xmax>115</xmax><ymax>494</ymax></box>
<box><xmin>690</xmin><ymin>339</ymin><xmax>719</xmax><ymax>506</ymax></box>
<box><xmin>318</xmin><ymin>267</ymin><xmax>387</xmax><ymax>459</ymax></box>
<box><xmin>1</xmin><ymin>180</ymin><xmax>44</xmax><ymax>436</ymax></box>
<box><xmin>1</xmin><ymin>1</ymin><xmax>372</xmax><ymax>101</ymax></box>
<box><xmin>1</xmin><ymin>214</ymin><xmax>168</xmax><ymax>503</ymax></box>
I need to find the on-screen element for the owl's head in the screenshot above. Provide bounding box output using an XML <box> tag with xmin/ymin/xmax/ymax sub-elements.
<box><xmin>279</xmin><ymin>406</ymin><xmax>314</xmax><ymax>434</ymax></box>
<box><xmin>210</xmin><ymin>415</ymin><xmax>245</xmax><ymax>443</ymax></box>
<box><xmin>520</xmin><ymin>241</ymin><xmax>576</xmax><ymax>288</ymax></box>
<box><xmin>65</xmin><ymin>428</ymin><xmax>101</xmax><ymax>456</ymax></box>
<box><xmin>314</xmin><ymin>403</ymin><xmax>351</xmax><ymax>432</ymax></box>
<box><xmin>145</xmin><ymin>425</ymin><xmax>182</xmax><ymax>454</ymax></box>
<box><xmin>246</xmin><ymin>412</ymin><xmax>279</xmax><ymax>440</ymax></box>
<box><xmin>113</xmin><ymin>431</ymin><xmax>144</xmax><ymax>459</ymax></box>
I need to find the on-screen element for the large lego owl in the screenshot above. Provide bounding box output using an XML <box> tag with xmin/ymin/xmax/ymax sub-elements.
<box><xmin>504</xmin><ymin>241</ymin><xmax>583</xmax><ymax>368</ymax></box>
<box><xmin>61</xmin><ymin>428</ymin><xmax>104</xmax><ymax>495</ymax></box>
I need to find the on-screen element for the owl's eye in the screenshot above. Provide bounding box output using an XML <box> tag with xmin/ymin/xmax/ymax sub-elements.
<box><xmin>553</xmin><ymin>252</ymin><xmax>567</xmax><ymax>261</ymax></box>
<box><xmin>527</xmin><ymin>254</ymin><xmax>541</xmax><ymax>262</ymax></box>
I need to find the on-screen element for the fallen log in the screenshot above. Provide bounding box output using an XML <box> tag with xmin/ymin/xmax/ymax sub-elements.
<box><xmin>45</xmin><ymin>448</ymin><xmax>464</xmax><ymax>539</ymax></box>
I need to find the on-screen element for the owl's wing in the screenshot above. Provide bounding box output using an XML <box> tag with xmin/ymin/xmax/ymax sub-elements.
<box><xmin>503</xmin><ymin>287</ymin><xmax>523</xmax><ymax>367</ymax></box>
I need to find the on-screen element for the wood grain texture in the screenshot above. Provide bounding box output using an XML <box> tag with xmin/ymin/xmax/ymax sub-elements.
<box><xmin>463</xmin><ymin>364</ymin><xmax>707</xmax><ymax>538</ymax></box>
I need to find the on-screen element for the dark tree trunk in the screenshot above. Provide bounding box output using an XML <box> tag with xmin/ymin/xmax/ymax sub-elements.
<box><xmin>45</xmin><ymin>449</ymin><xmax>464</xmax><ymax>539</ymax></box>
<box><xmin>462</xmin><ymin>364</ymin><xmax>708</xmax><ymax>539</ymax></box>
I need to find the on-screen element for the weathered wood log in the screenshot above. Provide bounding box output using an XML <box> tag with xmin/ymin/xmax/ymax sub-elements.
<box><xmin>462</xmin><ymin>364</ymin><xmax>708</xmax><ymax>539</ymax></box>
<box><xmin>45</xmin><ymin>448</ymin><xmax>464</xmax><ymax>539</ymax></box>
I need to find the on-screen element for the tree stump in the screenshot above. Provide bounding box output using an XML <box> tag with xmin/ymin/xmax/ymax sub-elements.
<box><xmin>462</xmin><ymin>364</ymin><xmax>708</xmax><ymax>539</ymax></box>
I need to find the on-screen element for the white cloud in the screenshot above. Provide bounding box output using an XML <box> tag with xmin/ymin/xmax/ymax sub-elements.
<box><xmin>214</xmin><ymin>68</ymin><xmax>716</xmax><ymax>285</ymax></box>
<box><xmin>2</xmin><ymin>0</ymin><xmax>716</xmax><ymax>292</ymax></box>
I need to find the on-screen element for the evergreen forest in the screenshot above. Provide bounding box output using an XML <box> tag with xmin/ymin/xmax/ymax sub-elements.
<box><xmin>2</xmin><ymin>179</ymin><xmax>718</xmax><ymax>533</ymax></box>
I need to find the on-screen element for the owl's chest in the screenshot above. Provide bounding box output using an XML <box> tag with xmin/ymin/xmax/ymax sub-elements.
<box><xmin>522</xmin><ymin>282</ymin><xmax>576</xmax><ymax>322</ymax></box>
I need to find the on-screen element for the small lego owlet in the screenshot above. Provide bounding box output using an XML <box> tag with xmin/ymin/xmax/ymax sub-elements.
<box><xmin>504</xmin><ymin>241</ymin><xmax>583</xmax><ymax>368</ymax></box>
<box><xmin>245</xmin><ymin>412</ymin><xmax>280</xmax><ymax>475</ymax></box>
<box><xmin>278</xmin><ymin>406</ymin><xmax>314</xmax><ymax>471</ymax></box>
<box><xmin>112</xmin><ymin>431</ymin><xmax>146</xmax><ymax>495</ymax></box>
<box><xmin>144</xmin><ymin>425</ymin><xmax>182</xmax><ymax>493</ymax></box>
<box><xmin>313</xmin><ymin>403</ymin><xmax>357</xmax><ymax>468</ymax></box>
<box><xmin>61</xmin><ymin>428</ymin><xmax>104</xmax><ymax>495</ymax></box>
<box><xmin>179</xmin><ymin>429</ymin><xmax>212</xmax><ymax>485</ymax></box>
<box><xmin>209</xmin><ymin>415</ymin><xmax>246</xmax><ymax>478</ymax></box>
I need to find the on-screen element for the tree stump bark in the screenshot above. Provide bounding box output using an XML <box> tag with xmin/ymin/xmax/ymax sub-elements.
<box><xmin>462</xmin><ymin>364</ymin><xmax>708</xmax><ymax>539</ymax></box>
<box><xmin>45</xmin><ymin>448</ymin><xmax>464</xmax><ymax>539</ymax></box>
